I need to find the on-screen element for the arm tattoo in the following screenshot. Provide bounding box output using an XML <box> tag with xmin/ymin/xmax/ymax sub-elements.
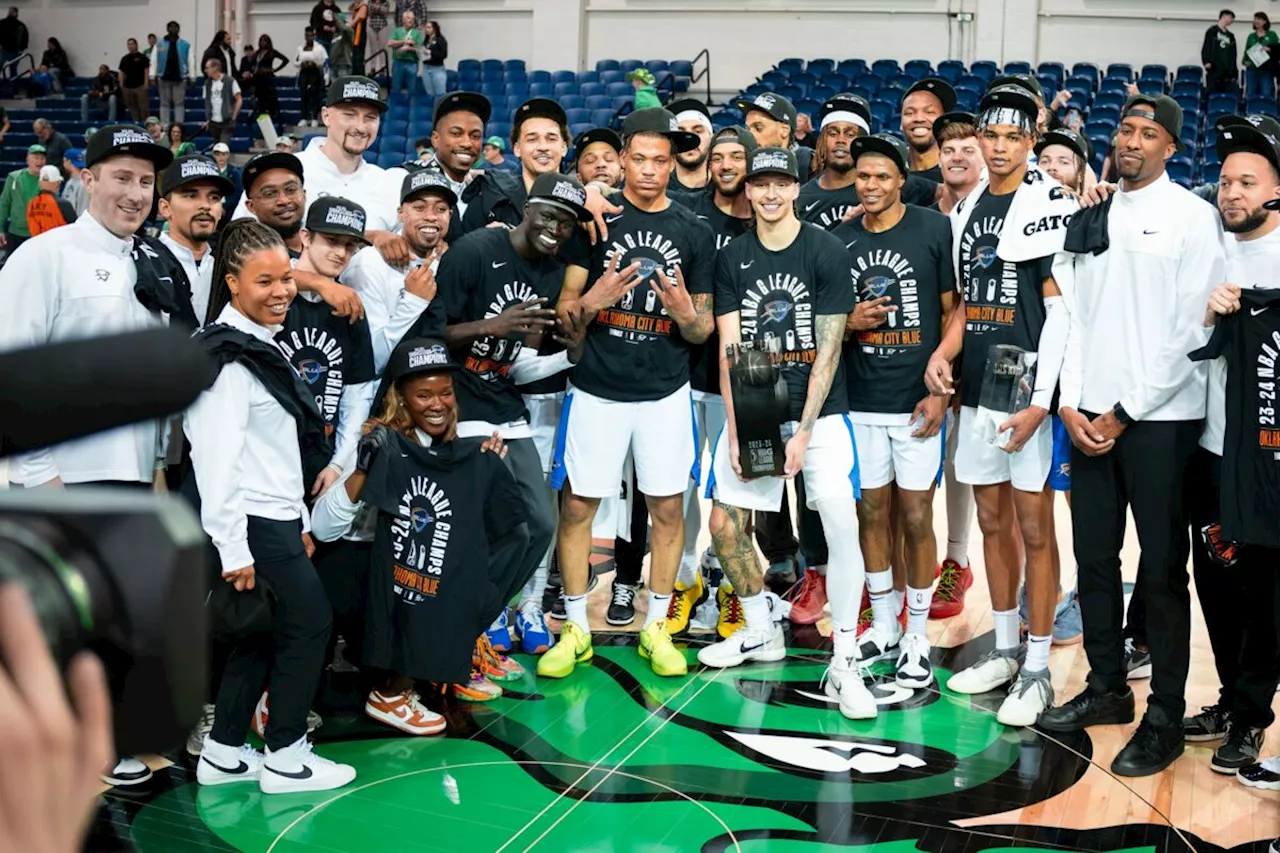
<box><xmin>799</xmin><ymin>313</ymin><xmax>845</xmax><ymax>432</ymax></box>
<box><xmin>677</xmin><ymin>292</ymin><xmax>714</xmax><ymax>344</ymax></box>
<box><xmin>710</xmin><ymin>502</ymin><xmax>764</xmax><ymax>597</ymax></box>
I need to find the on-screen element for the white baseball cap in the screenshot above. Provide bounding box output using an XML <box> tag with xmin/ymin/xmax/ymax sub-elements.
<box><xmin>211</xmin><ymin>142</ymin><xmax>230</xmax><ymax>153</ymax></box>
<box><xmin>39</xmin><ymin>165</ymin><xmax>62</xmax><ymax>182</ymax></box>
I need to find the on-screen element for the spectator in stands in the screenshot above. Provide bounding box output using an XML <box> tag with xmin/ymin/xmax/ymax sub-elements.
<box><xmin>481</xmin><ymin>136</ymin><xmax>517</xmax><ymax>172</ymax></box>
<box><xmin>33</xmin><ymin>119</ymin><xmax>70</xmax><ymax>171</ymax></box>
<box><xmin>1203</xmin><ymin>9</ymin><xmax>1239</xmax><ymax>92</ymax></box>
<box><xmin>388</xmin><ymin>11</ymin><xmax>422</xmax><ymax>95</ymax></box>
<box><xmin>119</xmin><ymin>38</ymin><xmax>151</xmax><ymax>122</ymax></box>
<box><xmin>1244</xmin><ymin>12</ymin><xmax>1278</xmax><ymax>99</ymax></box>
<box><xmin>331</xmin><ymin>13</ymin><xmax>356</xmax><ymax>78</ymax></box>
<box><xmin>311</xmin><ymin>0</ymin><xmax>341</xmax><ymax>52</ymax></box>
<box><xmin>26</xmin><ymin>164</ymin><xmax>75</xmax><ymax>235</ymax></box>
<box><xmin>0</xmin><ymin>7</ymin><xmax>26</xmax><ymax>77</ymax></box>
<box><xmin>0</xmin><ymin>103</ymin><xmax>10</xmax><ymax>145</ymax></box>
<box><xmin>201</xmin><ymin>57</ymin><xmax>242</xmax><ymax>144</ymax></box>
<box><xmin>277</xmin><ymin>133</ymin><xmax>299</xmax><ymax>153</ymax></box>
<box><xmin>167</xmin><ymin>122</ymin><xmax>195</xmax><ymax>157</ymax></box>
<box><xmin>211</xmin><ymin>141</ymin><xmax>242</xmax><ymax>224</ymax></box>
<box><xmin>81</xmin><ymin>64</ymin><xmax>120</xmax><ymax>123</ymax></box>
<box><xmin>253</xmin><ymin>35</ymin><xmax>290</xmax><ymax>127</ymax></box>
<box><xmin>202</xmin><ymin>30</ymin><xmax>235</xmax><ymax>77</ymax></box>
<box><xmin>348</xmin><ymin>0</ymin><xmax>368</xmax><ymax>75</ymax></box>
<box><xmin>414</xmin><ymin>136</ymin><xmax>431</xmax><ymax>158</ymax></box>
<box><xmin>0</xmin><ymin>144</ymin><xmax>47</xmax><ymax>251</ymax></box>
<box><xmin>40</xmin><ymin>37</ymin><xmax>71</xmax><ymax>95</ymax></box>
<box><xmin>420</xmin><ymin>20</ymin><xmax>447</xmax><ymax>97</ymax></box>
<box><xmin>61</xmin><ymin>148</ymin><xmax>87</xmax><ymax>216</ymax></box>
<box><xmin>144</xmin><ymin>33</ymin><xmax>157</xmax><ymax>59</ymax></box>
<box><xmin>365</xmin><ymin>0</ymin><xmax>390</xmax><ymax>73</ymax></box>
<box><xmin>238</xmin><ymin>44</ymin><xmax>256</xmax><ymax>101</ymax></box>
<box><xmin>153</xmin><ymin>21</ymin><xmax>193</xmax><ymax>125</ymax></box>
<box><xmin>627</xmin><ymin>68</ymin><xmax>660</xmax><ymax>110</ymax></box>
<box><xmin>145</xmin><ymin>115</ymin><xmax>164</xmax><ymax>142</ymax></box>
<box><xmin>793</xmin><ymin>113</ymin><xmax>815</xmax><ymax>149</ymax></box>
<box><xmin>297</xmin><ymin>28</ymin><xmax>329</xmax><ymax>128</ymax></box>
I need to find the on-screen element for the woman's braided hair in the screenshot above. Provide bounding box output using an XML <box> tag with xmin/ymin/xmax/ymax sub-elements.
<box><xmin>207</xmin><ymin>219</ymin><xmax>287</xmax><ymax>322</ymax></box>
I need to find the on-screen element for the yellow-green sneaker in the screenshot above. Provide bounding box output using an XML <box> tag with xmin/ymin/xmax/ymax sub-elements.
<box><xmin>639</xmin><ymin>619</ymin><xmax>688</xmax><ymax>677</ymax></box>
<box><xmin>537</xmin><ymin>621</ymin><xmax>593</xmax><ymax>679</ymax></box>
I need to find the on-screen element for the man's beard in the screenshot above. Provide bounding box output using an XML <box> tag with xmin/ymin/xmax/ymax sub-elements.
<box><xmin>715</xmin><ymin>177</ymin><xmax>744</xmax><ymax>197</ymax></box>
<box><xmin>1223</xmin><ymin>207</ymin><xmax>1270</xmax><ymax>234</ymax></box>
<box><xmin>826</xmin><ymin>156</ymin><xmax>853</xmax><ymax>175</ymax></box>
<box><xmin>678</xmin><ymin>149</ymin><xmax>709</xmax><ymax>171</ymax></box>
<box><xmin>908</xmin><ymin>135</ymin><xmax>935</xmax><ymax>154</ymax></box>
<box><xmin>269</xmin><ymin>218</ymin><xmax>303</xmax><ymax>239</ymax></box>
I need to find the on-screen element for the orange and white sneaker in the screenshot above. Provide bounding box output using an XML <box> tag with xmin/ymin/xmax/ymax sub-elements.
<box><xmin>454</xmin><ymin>668</ymin><xmax>503</xmax><ymax>702</ymax></box>
<box><xmin>474</xmin><ymin>635</ymin><xmax>526</xmax><ymax>682</ymax></box>
<box><xmin>365</xmin><ymin>688</ymin><xmax>446</xmax><ymax>736</ymax></box>
<box><xmin>251</xmin><ymin>692</ymin><xmax>323</xmax><ymax>740</ymax></box>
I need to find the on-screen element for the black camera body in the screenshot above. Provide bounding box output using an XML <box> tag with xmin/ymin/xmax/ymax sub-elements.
<box><xmin>0</xmin><ymin>488</ymin><xmax>208</xmax><ymax>756</ymax></box>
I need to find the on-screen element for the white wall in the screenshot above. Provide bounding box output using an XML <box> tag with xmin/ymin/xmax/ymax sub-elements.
<box><xmin>1035</xmin><ymin>0</ymin><xmax>1227</xmax><ymax>71</ymax></box>
<box><xmin>13</xmin><ymin>0</ymin><xmax>216</xmax><ymax>77</ymax></box>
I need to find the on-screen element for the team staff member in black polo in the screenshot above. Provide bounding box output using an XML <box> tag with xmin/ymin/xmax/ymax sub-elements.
<box><xmin>901</xmin><ymin>78</ymin><xmax>957</xmax><ymax>182</ymax></box>
<box><xmin>1045</xmin><ymin>94</ymin><xmax>1226</xmax><ymax>777</ymax></box>
<box><xmin>546</xmin><ymin>107</ymin><xmax>715</xmax><ymax>680</ymax></box>
<box><xmin>836</xmin><ymin>133</ymin><xmax>954</xmax><ymax>688</ymax></box>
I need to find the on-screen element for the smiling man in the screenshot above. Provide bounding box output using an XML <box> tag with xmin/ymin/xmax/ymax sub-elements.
<box><xmin>900</xmin><ymin>77</ymin><xmax>957</xmax><ymax>182</ymax></box>
<box><xmin>574</xmin><ymin>127</ymin><xmax>622</xmax><ymax>189</ymax></box>
<box><xmin>158</xmin><ymin>154</ymin><xmax>233</xmax><ymax>325</ymax></box>
<box><xmin>462</xmin><ymin>97</ymin><xmax>572</xmax><ymax>233</ymax></box>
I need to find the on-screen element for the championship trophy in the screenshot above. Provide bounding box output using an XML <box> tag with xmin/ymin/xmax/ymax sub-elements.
<box><xmin>727</xmin><ymin>337</ymin><xmax>789</xmax><ymax>479</ymax></box>
<box><xmin>973</xmin><ymin>344</ymin><xmax>1038</xmax><ymax>450</ymax></box>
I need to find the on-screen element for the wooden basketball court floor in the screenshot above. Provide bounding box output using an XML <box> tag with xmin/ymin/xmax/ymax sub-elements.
<box><xmin>84</xmin><ymin>485</ymin><xmax>1280</xmax><ymax>852</ymax></box>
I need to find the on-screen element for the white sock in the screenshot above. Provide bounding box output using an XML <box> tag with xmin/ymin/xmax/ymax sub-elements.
<box><xmin>945</xmin><ymin>540</ymin><xmax>969</xmax><ymax>565</ymax></box>
<box><xmin>993</xmin><ymin>608</ymin><xmax>1020</xmax><ymax>652</ymax></box>
<box><xmin>893</xmin><ymin>587</ymin><xmax>906</xmax><ymax>615</ymax></box>
<box><xmin>644</xmin><ymin>591</ymin><xmax>671</xmax><ymax>628</ymax></box>
<box><xmin>906</xmin><ymin>585</ymin><xmax>932</xmax><ymax>637</ymax></box>
<box><xmin>675</xmin><ymin>561</ymin><xmax>697</xmax><ymax>587</ymax></box>
<box><xmin>564</xmin><ymin>593</ymin><xmax>589</xmax><ymax>633</ymax></box>
<box><xmin>520</xmin><ymin>561</ymin><xmax>549</xmax><ymax>607</ymax></box>
<box><xmin>832</xmin><ymin>626</ymin><xmax>859</xmax><ymax>663</ymax></box>
<box><xmin>739</xmin><ymin>590</ymin><xmax>772</xmax><ymax>634</ymax></box>
<box><xmin>1026</xmin><ymin>634</ymin><xmax>1051</xmax><ymax>672</ymax></box>
<box><xmin>867</xmin><ymin>569</ymin><xmax>896</xmax><ymax>632</ymax></box>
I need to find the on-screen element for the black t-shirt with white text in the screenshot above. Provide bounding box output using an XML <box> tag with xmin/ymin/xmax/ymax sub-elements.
<box><xmin>572</xmin><ymin>195</ymin><xmax>716</xmax><ymax>401</ymax></box>
<box><xmin>835</xmin><ymin>205</ymin><xmax>955</xmax><ymax>414</ymax></box>
<box><xmin>956</xmin><ymin>188</ymin><xmax>1053</xmax><ymax>408</ymax></box>
<box><xmin>436</xmin><ymin>227</ymin><xmax>567</xmax><ymax>424</ymax></box>
<box><xmin>714</xmin><ymin>223</ymin><xmax>855</xmax><ymax>421</ymax></box>
<box><xmin>675</xmin><ymin>189</ymin><xmax>752</xmax><ymax>395</ymax></box>
<box><xmin>360</xmin><ymin>432</ymin><xmax>525</xmax><ymax>683</ymax></box>
<box><xmin>797</xmin><ymin>174</ymin><xmax>939</xmax><ymax>231</ymax></box>
<box><xmin>1190</xmin><ymin>288</ymin><xmax>1280</xmax><ymax>549</ymax></box>
<box><xmin>274</xmin><ymin>295</ymin><xmax>377</xmax><ymax>432</ymax></box>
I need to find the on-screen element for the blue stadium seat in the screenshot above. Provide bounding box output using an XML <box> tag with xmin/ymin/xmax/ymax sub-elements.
<box><xmin>552</xmin><ymin>70</ymin><xmax>576</xmax><ymax>85</ymax></box>
<box><xmin>1094</xmin><ymin>91</ymin><xmax>1125</xmax><ymax>110</ymax></box>
<box><xmin>670</xmin><ymin>60</ymin><xmax>694</xmax><ymax>79</ymax></box>
<box><xmin>1038</xmin><ymin>61</ymin><xmax>1066</xmax><ymax>85</ymax></box>
<box><xmin>481</xmin><ymin>59</ymin><xmax>503</xmax><ymax>75</ymax></box>
<box><xmin>481</xmin><ymin>67</ymin><xmax>504</xmax><ymax>83</ymax></box>
<box><xmin>1137</xmin><ymin>79</ymin><xmax>1165</xmax><ymax>95</ymax></box>
<box><xmin>388</xmin><ymin>92</ymin><xmax>410</xmax><ymax>109</ymax></box>
<box><xmin>457</xmin><ymin>59</ymin><xmax>481</xmax><ymax>76</ymax></box>
<box><xmin>530</xmin><ymin>82</ymin><xmax>556</xmax><ymax>98</ymax></box>
<box><xmin>600</xmin><ymin>69</ymin><xmax>625</xmax><ymax>86</ymax></box>
<box><xmin>1065</xmin><ymin>73</ymin><xmax>1096</xmax><ymax>93</ymax></box>
<box><xmin>809</xmin><ymin>86</ymin><xmax>836</xmax><ymax>104</ymax></box>
<box><xmin>504</xmin><ymin>59</ymin><xmax>525</xmax><ymax>74</ymax></box>
<box><xmin>1247</xmin><ymin>97</ymin><xmax>1278</xmax><ymax>116</ymax></box>
<box><xmin>1203</xmin><ymin>146</ymin><xmax>1222</xmax><ymax>166</ymax></box>
<box><xmin>590</xmin><ymin>108</ymin><xmax>615</xmax><ymax>127</ymax></box>
<box><xmin>569</xmin><ymin>122</ymin><xmax>593</xmax><ymax>139</ymax></box>
<box><xmin>619</xmin><ymin>59</ymin><xmax>643</xmax><ymax>74</ymax></box>
<box><xmin>585</xmin><ymin>94</ymin><xmax>611</xmax><ymax>111</ymax></box>
<box><xmin>1175</xmin><ymin>64</ymin><xmax>1204</xmax><ymax>83</ymax></box>
<box><xmin>560</xmin><ymin>94</ymin><xmax>585</xmax><ymax>110</ymax></box>
<box><xmin>565</xmin><ymin>108</ymin><xmax>591</xmax><ymax>125</ymax></box>
<box><xmin>796</xmin><ymin>98</ymin><xmax>821</xmax><ymax>118</ymax></box>
<box><xmin>1090</xmin><ymin>106</ymin><xmax>1121</xmax><ymax>125</ymax></box>
<box><xmin>1036</xmin><ymin>75</ymin><xmax>1059</xmax><ymax>97</ymax></box>
<box><xmin>1004</xmin><ymin>61</ymin><xmax>1032</xmax><ymax>76</ymax></box>
<box><xmin>645</xmin><ymin>59</ymin><xmax>670</xmax><ymax>76</ymax></box>
<box><xmin>487</xmin><ymin>121</ymin><xmax>512</xmax><ymax>139</ymax></box>
<box><xmin>1208</xmin><ymin>92</ymin><xmax>1240</xmax><ymax>110</ymax></box>
<box><xmin>807</xmin><ymin>58</ymin><xmax>835</xmax><ymax>77</ymax></box>
<box><xmin>1140</xmin><ymin>64</ymin><xmax>1168</xmax><ymax>81</ymax></box>
<box><xmin>1106</xmin><ymin>63</ymin><xmax>1134</xmax><ymax>81</ymax></box>
<box><xmin>870</xmin><ymin>102</ymin><xmax>893</xmax><ymax>125</ymax></box>
<box><xmin>820</xmin><ymin>74</ymin><xmax>849</xmax><ymax>91</ymax></box>
<box><xmin>777</xmin><ymin>85</ymin><xmax>803</xmax><ymax>102</ymax></box>
<box><xmin>595</xmin><ymin>59</ymin><xmax>620</xmax><ymax>73</ymax></box>
<box><xmin>610</xmin><ymin>95</ymin><xmax>633</xmax><ymax>110</ymax></box>
<box><xmin>891</xmin><ymin>73</ymin><xmax>916</xmax><ymax>91</ymax></box>
<box><xmin>580</xmin><ymin>82</ymin><xmax>605</xmax><ymax>98</ymax></box>
<box><xmin>605</xmin><ymin>82</ymin><xmax>632</xmax><ymax>97</ymax></box>
<box><xmin>955</xmin><ymin>90</ymin><xmax>980</xmax><ymax>112</ymax></box>
<box><xmin>1204</xmin><ymin>125</ymin><xmax>1218</xmax><ymax>147</ymax></box>
<box><xmin>481</xmin><ymin>82</ymin><xmax>505</xmax><ymax>99</ymax></box>
<box><xmin>1172</xmin><ymin>82</ymin><xmax>1203</xmax><ymax>101</ymax></box>
<box><xmin>970</xmin><ymin>60</ymin><xmax>998</xmax><ymax>82</ymax></box>
<box><xmin>790</xmin><ymin>73</ymin><xmax>817</xmax><ymax>92</ymax></box>
<box><xmin>850</xmin><ymin>85</ymin><xmax>874</xmax><ymax>102</ymax></box>
<box><xmin>409</xmin><ymin>120</ymin><xmax>432</xmax><ymax>139</ymax></box>
<box><xmin>382</xmin><ymin>133</ymin><xmax>407</xmax><ymax>154</ymax></box>
<box><xmin>904</xmin><ymin>59</ymin><xmax>933</xmax><ymax>79</ymax></box>
<box><xmin>376</xmin><ymin>150</ymin><xmax>401</xmax><ymax>168</ymax></box>
<box><xmin>937</xmin><ymin>59</ymin><xmax>965</xmax><ymax>83</ymax></box>
<box><xmin>529</xmin><ymin>70</ymin><xmax>552</xmax><ymax>85</ymax></box>
<box><xmin>506</xmin><ymin>82</ymin><xmax>529</xmax><ymax>99</ymax></box>
<box><xmin>871</xmin><ymin>59</ymin><xmax>900</xmax><ymax>78</ymax></box>
<box><xmin>577</xmin><ymin>70</ymin><xmax>599</xmax><ymax>84</ymax></box>
<box><xmin>956</xmin><ymin>74</ymin><xmax>986</xmax><ymax>92</ymax></box>
<box><xmin>1202</xmin><ymin>163</ymin><xmax>1221</xmax><ymax>184</ymax></box>
<box><xmin>855</xmin><ymin>74</ymin><xmax>882</xmax><ymax>93</ymax></box>
<box><xmin>837</xmin><ymin>59</ymin><xmax>868</xmax><ymax>78</ymax></box>
<box><xmin>1072</xmin><ymin>62</ymin><xmax>1100</xmax><ymax>87</ymax></box>
<box><xmin>778</xmin><ymin>58</ymin><xmax>805</xmax><ymax>74</ymax></box>
<box><xmin>554</xmin><ymin>82</ymin><xmax>578</xmax><ymax>98</ymax></box>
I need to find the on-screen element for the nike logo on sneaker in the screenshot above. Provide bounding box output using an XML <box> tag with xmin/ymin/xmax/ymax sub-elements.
<box><xmin>740</xmin><ymin>638</ymin><xmax>767</xmax><ymax>653</ymax></box>
<box><xmin>265</xmin><ymin>763</ymin><xmax>314</xmax><ymax>780</ymax></box>
<box><xmin>201</xmin><ymin>756</ymin><xmax>249</xmax><ymax>774</ymax></box>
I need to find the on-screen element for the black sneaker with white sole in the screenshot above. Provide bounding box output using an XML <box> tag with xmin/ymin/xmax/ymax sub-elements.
<box><xmin>606</xmin><ymin>582</ymin><xmax>638</xmax><ymax>625</ymax></box>
<box><xmin>1124</xmin><ymin>638</ymin><xmax>1151</xmax><ymax>680</ymax></box>
<box><xmin>1183</xmin><ymin>703</ymin><xmax>1231</xmax><ymax>742</ymax></box>
<box><xmin>101</xmin><ymin>757</ymin><xmax>153</xmax><ymax>787</ymax></box>
<box><xmin>1211</xmin><ymin>723</ymin><xmax>1265</xmax><ymax>774</ymax></box>
<box><xmin>1238</xmin><ymin>757</ymin><xmax>1280</xmax><ymax>791</ymax></box>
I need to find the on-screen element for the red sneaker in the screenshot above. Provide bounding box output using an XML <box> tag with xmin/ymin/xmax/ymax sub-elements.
<box><xmin>929</xmin><ymin>559</ymin><xmax>974</xmax><ymax>619</ymax></box>
<box><xmin>787</xmin><ymin>568</ymin><xmax>828</xmax><ymax>625</ymax></box>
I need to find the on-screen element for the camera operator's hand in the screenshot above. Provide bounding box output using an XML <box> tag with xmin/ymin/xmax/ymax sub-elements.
<box><xmin>224</xmin><ymin>566</ymin><xmax>255</xmax><ymax>591</ymax></box>
<box><xmin>0</xmin><ymin>585</ymin><xmax>113</xmax><ymax>853</ymax></box>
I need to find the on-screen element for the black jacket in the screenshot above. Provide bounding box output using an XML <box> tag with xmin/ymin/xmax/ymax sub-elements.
<box><xmin>1203</xmin><ymin>24</ymin><xmax>1238</xmax><ymax>77</ymax></box>
<box><xmin>0</xmin><ymin>16</ymin><xmax>28</xmax><ymax>54</ymax></box>
<box><xmin>201</xmin><ymin>44</ymin><xmax>236</xmax><ymax>76</ymax></box>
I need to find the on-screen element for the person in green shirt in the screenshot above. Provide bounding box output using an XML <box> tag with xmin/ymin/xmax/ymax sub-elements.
<box><xmin>0</xmin><ymin>143</ymin><xmax>47</xmax><ymax>252</ymax></box>
<box><xmin>387</xmin><ymin>10</ymin><xmax>422</xmax><ymax>94</ymax></box>
<box><xmin>1245</xmin><ymin>12</ymin><xmax>1279</xmax><ymax>100</ymax></box>
<box><xmin>627</xmin><ymin>68</ymin><xmax>661</xmax><ymax>110</ymax></box>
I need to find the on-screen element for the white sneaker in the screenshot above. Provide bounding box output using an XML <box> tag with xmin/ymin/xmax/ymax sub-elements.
<box><xmin>895</xmin><ymin>633</ymin><xmax>934</xmax><ymax>689</ymax></box>
<box><xmin>996</xmin><ymin>668</ymin><xmax>1054</xmax><ymax>727</ymax></box>
<box><xmin>947</xmin><ymin>647</ymin><xmax>1022</xmax><ymax>695</ymax></box>
<box><xmin>101</xmin><ymin>756</ymin><xmax>152</xmax><ymax>787</ymax></box>
<box><xmin>186</xmin><ymin>703</ymin><xmax>216</xmax><ymax>756</ymax></box>
<box><xmin>857</xmin><ymin>624</ymin><xmax>902</xmax><ymax>665</ymax></box>
<box><xmin>260</xmin><ymin>737</ymin><xmax>356</xmax><ymax>795</ymax></box>
<box><xmin>823</xmin><ymin>657</ymin><xmax>877</xmax><ymax>720</ymax></box>
<box><xmin>197</xmin><ymin>739</ymin><xmax>264</xmax><ymax>786</ymax></box>
<box><xmin>696</xmin><ymin>623</ymin><xmax>786</xmax><ymax>669</ymax></box>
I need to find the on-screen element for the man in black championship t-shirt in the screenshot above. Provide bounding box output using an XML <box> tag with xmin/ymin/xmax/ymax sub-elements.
<box><xmin>545</xmin><ymin>107</ymin><xmax>716</xmax><ymax>681</ymax></box>
<box><xmin>276</xmin><ymin>196</ymin><xmax>378</xmax><ymax>497</ymax></box>
<box><xmin>900</xmin><ymin>77</ymin><xmax>957</xmax><ymax>184</ymax></box>
<box><xmin>922</xmin><ymin>85</ymin><xmax>1072</xmax><ymax>730</ymax></box>
<box><xmin>694</xmin><ymin>147</ymin><xmax>872</xmax><ymax>716</ymax></box>
<box><xmin>429</xmin><ymin>172</ymin><xmax>593</xmax><ymax>662</ymax></box>
<box><xmin>797</xmin><ymin>94</ymin><xmax>940</xmax><ymax>232</ymax></box>
<box><xmin>833</xmin><ymin>133</ymin><xmax>955</xmax><ymax>690</ymax></box>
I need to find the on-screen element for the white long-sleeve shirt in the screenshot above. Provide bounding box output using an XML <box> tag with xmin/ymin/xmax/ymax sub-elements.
<box><xmin>1058</xmin><ymin>172</ymin><xmax>1226</xmax><ymax>421</ymax></box>
<box><xmin>340</xmin><ymin>244</ymin><xmax>435</xmax><ymax>372</ymax></box>
<box><xmin>159</xmin><ymin>232</ymin><xmax>215</xmax><ymax>326</ymax></box>
<box><xmin>0</xmin><ymin>213</ymin><xmax>164</xmax><ymax>486</ymax></box>
<box><xmin>185</xmin><ymin>304</ymin><xmax>309</xmax><ymax>573</ymax></box>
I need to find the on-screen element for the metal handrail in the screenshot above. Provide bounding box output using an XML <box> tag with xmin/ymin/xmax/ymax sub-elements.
<box><xmin>690</xmin><ymin>48</ymin><xmax>711</xmax><ymax>105</ymax></box>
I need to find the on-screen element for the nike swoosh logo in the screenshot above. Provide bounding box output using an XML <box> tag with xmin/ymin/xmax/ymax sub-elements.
<box><xmin>265</xmin><ymin>763</ymin><xmax>314</xmax><ymax>780</ymax></box>
<box><xmin>740</xmin><ymin>639</ymin><xmax>767</xmax><ymax>653</ymax></box>
<box><xmin>740</xmin><ymin>261</ymin><xmax>754</xmax><ymax>270</ymax></box>
<box><xmin>1252</xmin><ymin>306</ymin><xmax>1269</xmax><ymax>316</ymax></box>
<box><xmin>1143</xmin><ymin>229</ymin><xmax>1160</xmax><ymax>235</ymax></box>
<box><xmin>804</xmin><ymin>201</ymin><xmax>821</xmax><ymax>213</ymax></box>
<box><xmin>492</xmin><ymin>261</ymin><xmax>507</xmax><ymax>268</ymax></box>
<box><xmin>696</xmin><ymin>214</ymin><xmax>709</xmax><ymax>219</ymax></box>
<box><xmin>201</xmin><ymin>756</ymin><xmax>249</xmax><ymax>775</ymax></box>
<box><xmin>605</xmin><ymin>215</ymin><xmax>624</xmax><ymax>223</ymax></box>
<box><xmin>845</xmin><ymin>240</ymin><xmax>857</xmax><ymax>249</ymax></box>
